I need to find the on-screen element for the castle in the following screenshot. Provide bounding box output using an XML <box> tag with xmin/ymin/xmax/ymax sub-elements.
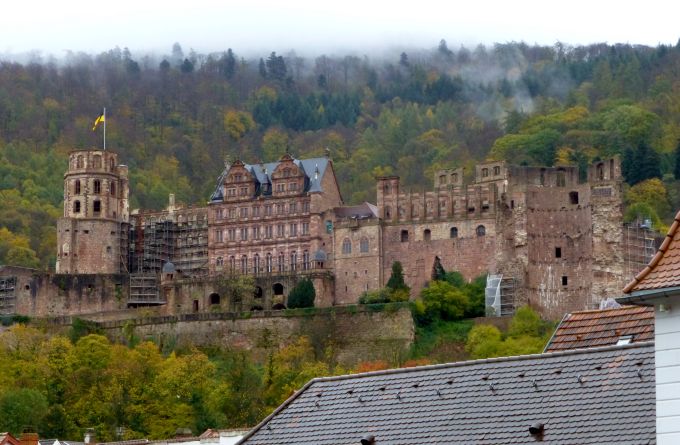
<box><xmin>0</xmin><ymin>148</ymin><xmax>656</xmax><ymax>320</ymax></box>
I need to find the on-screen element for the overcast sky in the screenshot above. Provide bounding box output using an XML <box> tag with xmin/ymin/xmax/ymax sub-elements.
<box><xmin>1</xmin><ymin>0</ymin><xmax>679</xmax><ymax>57</ymax></box>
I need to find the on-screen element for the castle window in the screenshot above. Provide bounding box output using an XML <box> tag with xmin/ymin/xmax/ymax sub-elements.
<box><xmin>439</xmin><ymin>175</ymin><xmax>447</xmax><ymax>185</ymax></box>
<box><xmin>569</xmin><ymin>191</ymin><xmax>579</xmax><ymax>205</ymax></box>
<box><xmin>276</xmin><ymin>183</ymin><xmax>285</xmax><ymax>192</ymax></box>
<box><xmin>265</xmin><ymin>225</ymin><xmax>273</xmax><ymax>239</ymax></box>
<box><xmin>555</xmin><ymin>247</ymin><xmax>562</xmax><ymax>258</ymax></box>
<box><xmin>482</xmin><ymin>168</ymin><xmax>489</xmax><ymax>177</ymax></box>
<box><xmin>253</xmin><ymin>254</ymin><xmax>260</xmax><ymax>273</ymax></box>
<box><xmin>290</xmin><ymin>223</ymin><xmax>297</xmax><ymax>236</ymax></box>
<box><xmin>290</xmin><ymin>251</ymin><xmax>297</xmax><ymax>271</ymax></box>
<box><xmin>277</xmin><ymin>224</ymin><xmax>285</xmax><ymax>237</ymax></box>
<box><xmin>494</xmin><ymin>166</ymin><xmax>501</xmax><ymax>175</ymax></box>
<box><xmin>384</xmin><ymin>183</ymin><xmax>391</xmax><ymax>195</ymax></box>
<box><xmin>360</xmin><ymin>237</ymin><xmax>369</xmax><ymax>253</ymax></box>
<box><xmin>210</xmin><ymin>293</ymin><xmax>221</xmax><ymax>305</ymax></box>
<box><xmin>240</xmin><ymin>227</ymin><xmax>248</xmax><ymax>241</ymax></box>
<box><xmin>288</xmin><ymin>182</ymin><xmax>297</xmax><ymax>191</ymax></box>
<box><xmin>266</xmin><ymin>253</ymin><xmax>273</xmax><ymax>272</ymax></box>
<box><xmin>450</xmin><ymin>227</ymin><xmax>458</xmax><ymax>238</ymax></box>
<box><xmin>302</xmin><ymin>222</ymin><xmax>310</xmax><ymax>235</ymax></box>
<box><xmin>342</xmin><ymin>238</ymin><xmax>352</xmax><ymax>254</ymax></box>
<box><xmin>278</xmin><ymin>253</ymin><xmax>285</xmax><ymax>272</ymax></box>
<box><xmin>265</xmin><ymin>205</ymin><xmax>272</xmax><ymax>216</ymax></box>
<box><xmin>401</xmin><ymin>230</ymin><xmax>409</xmax><ymax>242</ymax></box>
<box><xmin>385</xmin><ymin>206</ymin><xmax>392</xmax><ymax>219</ymax></box>
<box><xmin>289</xmin><ymin>203</ymin><xmax>297</xmax><ymax>213</ymax></box>
<box><xmin>556</xmin><ymin>171</ymin><xmax>566</xmax><ymax>187</ymax></box>
<box><xmin>476</xmin><ymin>225</ymin><xmax>486</xmax><ymax>237</ymax></box>
<box><xmin>240</xmin><ymin>255</ymin><xmax>248</xmax><ymax>274</ymax></box>
<box><xmin>74</xmin><ymin>180</ymin><xmax>81</xmax><ymax>194</ymax></box>
<box><xmin>93</xmin><ymin>155</ymin><xmax>102</xmax><ymax>168</ymax></box>
<box><xmin>228</xmin><ymin>229</ymin><xmax>236</xmax><ymax>241</ymax></box>
<box><xmin>303</xmin><ymin>250</ymin><xmax>310</xmax><ymax>270</ymax></box>
<box><xmin>240</xmin><ymin>207</ymin><xmax>248</xmax><ymax>218</ymax></box>
<box><xmin>234</xmin><ymin>174</ymin><xmax>242</xmax><ymax>182</ymax></box>
<box><xmin>216</xmin><ymin>257</ymin><xmax>224</xmax><ymax>267</ymax></box>
<box><xmin>110</xmin><ymin>158</ymin><xmax>115</xmax><ymax>172</ymax></box>
<box><xmin>110</xmin><ymin>182</ymin><xmax>116</xmax><ymax>197</ymax></box>
<box><xmin>562</xmin><ymin>276</ymin><xmax>568</xmax><ymax>286</ymax></box>
<box><xmin>76</xmin><ymin>155</ymin><xmax>84</xmax><ymax>168</ymax></box>
<box><xmin>452</xmin><ymin>173</ymin><xmax>458</xmax><ymax>183</ymax></box>
<box><xmin>215</xmin><ymin>229</ymin><xmax>223</xmax><ymax>242</ymax></box>
<box><xmin>229</xmin><ymin>256</ymin><xmax>236</xmax><ymax>271</ymax></box>
<box><xmin>252</xmin><ymin>206</ymin><xmax>260</xmax><ymax>217</ymax></box>
<box><xmin>276</xmin><ymin>204</ymin><xmax>284</xmax><ymax>214</ymax></box>
<box><xmin>597</xmin><ymin>163</ymin><xmax>604</xmax><ymax>180</ymax></box>
<box><xmin>303</xmin><ymin>201</ymin><xmax>310</xmax><ymax>213</ymax></box>
<box><xmin>94</xmin><ymin>180</ymin><xmax>101</xmax><ymax>194</ymax></box>
<box><xmin>424</xmin><ymin>229</ymin><xmax>431</xmax><ymax>242</ymax></box>
<box><xmin>93</xmin><ymin>200</ymin><xmax>101</xmax><ymax>214</ymax></box>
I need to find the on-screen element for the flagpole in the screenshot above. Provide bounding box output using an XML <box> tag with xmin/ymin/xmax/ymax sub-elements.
<box><xmin>103</xmin><ymin>107</ymin><xmax>106</xmax><ymax>151</ymax></box>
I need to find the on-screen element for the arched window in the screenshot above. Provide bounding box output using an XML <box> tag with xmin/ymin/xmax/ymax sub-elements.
<box><xmin>303</xmin><ymin>250</ymin><xmax>310</xmax><ymax>270</ymax></box>
<box><xmin>253</xmin><ymin>254</ymin><xmax>260</xmax><ymax>274</ymax></box>
<box><xmin>93</xmin><ymin>200</ymin><xmax>101</xmax><ymax>214</ymax></box>
<box><xmin>290</xmin><ymin>251</ymin><xmax>297</xmax><ymax>271</ymax></box>
<box><xmin>360</xmin><ymin>237</ymin><xmax>369</xmax><ymax>253</ymax></box>
<box><xmin>240</xmin><ymin>255</ymin><xmax>248</xmax><ymax>274</ymax></box>
<box><xmin>450</xmin><ymin>227</ymin><xmax>458</xmax><ymax>238</ymax></box>
<box><xmin>216</xmin><ymin>257</ymin><xmax>224</xmax><ymax>267</ymax></box>
<box><xmin>209</xmin><ymin>293</ymin><xmax>221</xmax><ymax>305</ymax></box>
<box><xmin>229</xmin><ymin>256</ymin><xmax>236</xmax><ymax>271</ymax></box>
<box><xmin>424</xmin><ymin>229</ymin><xmax>431</xmax><ymax>242</ymax></box>
<box><xmin>93</xmin><ymin>180</ymin><xmax>101</xmax><ymax>194</ymax></box>
<box><xmin>74</xmin><ymin>200</ymin><xmax>81</xmax><ymax>213</ymax></box>
<box><xmin>266</xmin><ymin>253</ymin><xmax>273</xmax><ymax>272</ymax></box>
<box><xmin>76</xmin><ymin>155</ymin><xmax>84</xmax><ymax>168</ymax></box>
<box><xmin>93</xmin><ymin>155</ymin><xmax>102</xmax><ymax>168</ymax></box>
<box><xmin>278</xmin><ymin>253</ymin><xmax>285</xmax><ymax>272</ymax></box>
<box><xmin>273</xmin><ymin>283</ymin><xmax>284</xmax><ymax>295</ymax></box>
<box><xmin>342</xmin><ymin>238</ymin><xmax>352</xmax><ymax>254</ymax></box>
<box><xmin>75</xmin><ymin>179</ymin><xmax>81</xmax><ymax>194</ymax></box>
<box><xmin>476</xmin><ymin>225</ymin><xmax>486</xmax><ymax>237</ymax></box>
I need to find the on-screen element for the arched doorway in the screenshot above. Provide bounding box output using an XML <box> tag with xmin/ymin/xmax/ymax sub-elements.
<box><xmin>273</xmin><ymin>283</ymin><xmax>284</xmax><ymax>296</ymax></box>
<box><xmin>254</xmin><ymin>286</ymin><xmax>263</xmax><ymax>298</ymax></box>
<box><xmin>209</xmin><ymin>293</ymin><xmax>220</xmax><ymax>305</ymax></box>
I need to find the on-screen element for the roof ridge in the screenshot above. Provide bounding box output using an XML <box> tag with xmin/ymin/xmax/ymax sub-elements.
<box><xmin>311</xmin><ymin>341</ymin><xmax>654</xmax><ymax>384</ymax></box>
<box><xmin>565</xmin><ymin>305</ymin><xmax>650</xmax><ymax>315</ymax></box>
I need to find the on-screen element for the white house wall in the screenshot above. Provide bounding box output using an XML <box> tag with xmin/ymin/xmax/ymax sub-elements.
<box><xmin>655</xmin><ymin>302</ymin><xmax>680</xmax><ymax>445</ymax></box>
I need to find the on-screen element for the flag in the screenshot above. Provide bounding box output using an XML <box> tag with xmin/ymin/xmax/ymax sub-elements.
<box><xmin>92</xmin><ymin>112</ymin><xmax>105</xmax><ymax>131</ymax></box>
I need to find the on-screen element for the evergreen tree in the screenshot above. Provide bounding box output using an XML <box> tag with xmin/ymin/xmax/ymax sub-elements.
<box><xmin>258</xmin><ymin>58</ymin><xmax>267</xmax><ymax>78</ymax></box>
<box><xmin>287</xmin><ymin>278</ymin><xmax>315</xmax><ymax>309</ymax></box>
<box><xmin>266</xmin><ymin>52</ymin><xmax>287</xmax><ymax>81</ymax></box>
<box><xmin>180</xmin><ymin>58</ymin><xmax>194</xmax><ymax>73</ymax></box>
<box><xmin>223</xmin><ymin>48</ymin><xmax>236</xmax><ymax>79</ymax></box>
<box><xmin>635</xmin><ymin>142</ymin><xmax>661</xmax><ymax>184</ymax></box>
<box><xmin>386</xmin><ymin>261</ymin><xmax>409</xmax><ymax>291</ymax></box>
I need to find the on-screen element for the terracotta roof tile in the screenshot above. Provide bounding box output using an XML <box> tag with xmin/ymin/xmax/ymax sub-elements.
<box><xmin>624</xmin><ymin>209</ymin><xmax>680</xmax><ymax>293</ymax></box>
<box><xmin>544</xmin><ymin>306</ymin><xmax>654</xmax><ymax>352</ymax></box>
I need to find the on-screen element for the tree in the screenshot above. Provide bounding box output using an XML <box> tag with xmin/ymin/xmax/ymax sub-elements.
<box><xmin>431</xmin><ymin>256</ymin><xmax>446</xmax><ymax>281</ymax></box>
<box><xmin>265</xmin><ymin>52</ymin><xmax>287</xmax><ymax>81</ymax></box>
<box><xmin>222</xmin><ymin>48</ymin><xmax>236</xmax><ymax>79</ymax></box>
<box><xmin>675</xmin><ymin>140</ymin><xmax>680</xmax><ymax>180</ymax></box>
<box><xmin>0</xmin><ymin>388</ymin><xmax>49</xmax><ymax>434</ymax></box>
<box><xmin>258</xmin><ymin>58</ymin><xmax>267</xmax><ymax>79</ymax></box>
<box><xmin>180</xmin><ymin>58</ymin><xmax>194</xmax><ymax>73</ymax></box>
<box><xmin>419</xmin><ymin>281</ymin><xmax>469</xmax><ymax>321</ymax></box>
<box><xmin>399</xmin><ymin>52</ymin><xmax>409</xmax><ymax>67</ymax></box>
<box><xmin>386</xmin><ymin>261</ymin><xmax>409</xmax><ymax>292</ymax></box>
<box><xmin>287</xmin><ymin>278</ymin><xmax>315</xmax><ymax>309</ymax></box>
<box><xmin>625</xmin><ymin>178</ymin><xmax>670</xmax><ymax>220</ymax></box>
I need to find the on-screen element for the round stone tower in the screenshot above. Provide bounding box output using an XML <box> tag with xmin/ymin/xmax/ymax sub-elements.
<box><xmin>56</xmin><ymin>149</ymin><xmax>129</xmax><ymax>274</ymax></box>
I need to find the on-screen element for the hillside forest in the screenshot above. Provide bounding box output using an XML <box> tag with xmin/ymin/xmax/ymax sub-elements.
<box><xmin>1</xmin><ymin>40</ymin><xmax>680</xmax><ymax>269</ymax></box>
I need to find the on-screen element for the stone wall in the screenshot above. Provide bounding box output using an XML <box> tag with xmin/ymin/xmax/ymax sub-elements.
<box><xmin>98</xmin><ymin>305</ymin><xmax>414</xmax><ymax>368</ymax></box>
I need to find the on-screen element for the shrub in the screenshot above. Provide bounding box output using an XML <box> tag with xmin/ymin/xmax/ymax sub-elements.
<box><xmin>287</xmin><ymin>278</ymin><xmax>315</xmax><ymax>309</ymax></box>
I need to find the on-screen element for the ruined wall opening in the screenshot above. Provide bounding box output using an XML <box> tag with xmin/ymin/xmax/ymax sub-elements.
<box><xmin>476</xmin><ymin>225</ymin><xmax>486</xmax><ymax>237</ymax></box>
<box><xmin>424</xmin><ymin>229</ymin><xmax>431</xmax><ymax>242</ymax></box>
<box><xmin>75</xmin><ymin>180</ymin><xmax>81</xmax><ymax>194</ymax></box>
<box><xmin>273</xmin><ymin>283</ymin><xmax>284</xmax><ymax>295</ymax></box>
<box><xmin>450</xmin><ymin>227</ymin><xmax>458</xmax><ymax>238</ymax></box>
<box><xmin>254</xmin><ymin>286</ymin><xmax>263</xmax><ymax>298</ymax></box>
<box><xmin>401</xmin><ymin>230</ymin><xmax>409</xmax><ymax>242</ymax></box>
<box><xmin>209</xmin><ymin>293</ymin><xmax>221</xmax><ymax>305</ymax></box>
<box><xmin>555</xmin><ymin>247</ymin><xmax>562</xmax><ymax>258</ymax></box>
<box><xmin>569</xmin><ymin>191</ymin><xmax>579</xmax><ymax>205</ymax></box>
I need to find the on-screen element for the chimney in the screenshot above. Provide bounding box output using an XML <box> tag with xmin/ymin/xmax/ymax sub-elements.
<box><xmin>168</xmin><ymin>193</ymin><xmax>176</xmax><ymax>211</ymax></box>
<box><xmin>84</xmin><ymin>428</ymin><xmax>96</xmax><ymax>445</ymax></box>
<box><xmin>20</xmin><ymin>431</ymin><xmax>38</xmax><ymax>445</ymax></box>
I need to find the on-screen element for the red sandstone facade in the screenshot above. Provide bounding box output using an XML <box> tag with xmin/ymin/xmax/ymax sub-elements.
<box><xmin>1</xmin><ymin>149</ymin><xmax>632</xmax><ymax>320</ymax></box>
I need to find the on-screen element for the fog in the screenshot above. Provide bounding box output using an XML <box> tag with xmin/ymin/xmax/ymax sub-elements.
<box><xmin>1</xmin><ymin>0</ymin><xmax>678</xmax><ymax>58</ymax></box>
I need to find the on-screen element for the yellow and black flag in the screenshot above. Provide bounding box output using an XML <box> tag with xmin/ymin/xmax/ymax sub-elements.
<box><xmin>92</xmin><ymin>111</ymin><xmax>105</xmax><ymax>131</ymax></box>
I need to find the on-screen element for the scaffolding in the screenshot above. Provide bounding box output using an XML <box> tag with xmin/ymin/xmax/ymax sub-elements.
<box><xmin>624</xmin><ymin>218</ymin><xmax>658</xmax><ymax>283</ymax></box>
<box><xmin>485</xmin><ymin>274</ymin><xmax>516</xmax><ymax>317</ymax></box>
<box><xmin>128</xmin><ymin>274</ymin><xmax>162</xmax><ymax>305</ymax></box>
<box><xmin>0</xmin><ymin>276</ymin><xmax>16</xmax><ymax>315</ymax></box>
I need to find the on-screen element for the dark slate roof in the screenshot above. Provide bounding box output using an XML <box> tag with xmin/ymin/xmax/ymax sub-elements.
<box><xmin>210</xmin><ymin>157</ymin><xmax>330</xmax><ymax>202</ymax></box>
<box><xmin>544</xmin><ymin>306</ymin><xmax>654</xmax><ymax>352</ymax></box>
<box><xmin>333</xmin><ymin>202</ymin><xmax>379</xmax><ymax>219</ymax></box>
<box><xmin>238</xmin><ymin>343</ymin><xmax>655</xmax><ymax>445</ymax></box>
